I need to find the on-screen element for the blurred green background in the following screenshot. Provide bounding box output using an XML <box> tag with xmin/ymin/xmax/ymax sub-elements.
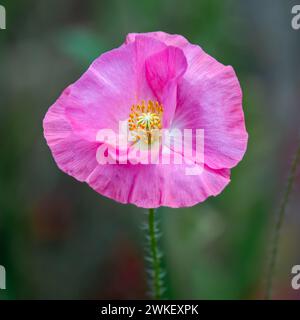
<box><xmin>0</xmin><ymin>0</ymin><xmax>300</xmax><ymax>299</ymax></box>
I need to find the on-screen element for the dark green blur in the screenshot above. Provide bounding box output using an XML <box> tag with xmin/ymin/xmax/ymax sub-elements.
<box><xmin>0</xmin><ymin>0</ymin><xmax>300</xmax><ymax>299</ymax></box>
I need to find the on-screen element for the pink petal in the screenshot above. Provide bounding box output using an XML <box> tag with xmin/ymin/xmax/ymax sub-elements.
<box><xmin>145</xmin><ymin>46</ymin><xmax>187</xmax><ymax>127</ymax></box>
<box><xmin>87</xmin><ymin>162</ymin><xmax>230</xmax><ymax>208</ymax></box>
<box><xmin>43</xmin><ymin>94</ymin><xmax>99</xmax><ymax>181</ymax></box>
<box><xmin>174</xmin><ymin>67</ymin><xmax>248</xmax><ymax>170</ymax></box>
<box><xmin>63</xmin><ymin>36</ymin><xmax>168</xmax><ymax>141</ymax></box>
<box><xmin>129</xmin><ymin>31</ymin><xmax>248</xmax><ymax>169</ymax></box>
<box><xmin>64</xmin><ymin>43</ymin><xmax>137</xmax><ymax>141</ymax></box>
<box><xmin>126</xmin><ymin>31</ymin><xmax>189</xmax><ymax>48</ymax></box>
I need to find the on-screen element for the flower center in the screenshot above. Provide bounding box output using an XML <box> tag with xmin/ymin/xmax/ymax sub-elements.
<box><xmin>128</xmin><ymin>100</ymin><xmax>163</xmax><ymax>144</ymax></box>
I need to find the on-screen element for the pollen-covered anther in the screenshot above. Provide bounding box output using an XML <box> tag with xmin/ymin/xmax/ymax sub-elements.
<box><xmin>128</xmin><ymin>100</ymin><xmax>163</xmax><ymax>144</ymax></box>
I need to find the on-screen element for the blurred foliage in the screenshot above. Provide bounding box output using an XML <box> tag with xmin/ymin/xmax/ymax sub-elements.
<box><xmin>0</xmin><ymin>0</ymin><xmax>300</xmax><ymax>300</ymax></box>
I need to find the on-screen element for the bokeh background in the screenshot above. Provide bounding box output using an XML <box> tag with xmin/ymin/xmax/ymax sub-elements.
<box><xmin>0</xmin><ymin>0</ymin><xmax>300</xmax><ymax>299</ymax></box>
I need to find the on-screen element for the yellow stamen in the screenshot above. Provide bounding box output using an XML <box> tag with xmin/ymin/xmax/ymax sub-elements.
<box><xmin>128</xmin><ymin>100</ymin><xmax>163</xmax><ymax>144</ymax></box>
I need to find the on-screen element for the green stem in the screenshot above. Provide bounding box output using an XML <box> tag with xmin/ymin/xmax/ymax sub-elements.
<box><xmin>147</xmin><ymin>208</ymin><xmax>164</xmax><ymax>299</ymax></box>
<box><xmin>265</xmin><ymin>137</ymin><xmax>300</xmax><ymax>299</ymax></box>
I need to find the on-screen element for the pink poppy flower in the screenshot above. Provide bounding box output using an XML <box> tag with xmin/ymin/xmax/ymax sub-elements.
<box><xmin>43</xmin><ymin>31</ymin><xmax>248</xmax><ymax>208</ymax></box>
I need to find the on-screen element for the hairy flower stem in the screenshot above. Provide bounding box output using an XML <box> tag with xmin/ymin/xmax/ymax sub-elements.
<box><xmin>146</xmin><ymin>208</ymin><xmax>164</xmax><ymax>299</ymax></box>
<box><xmin>265</xmin><ymin>137</ymin><xmax>300</xmax><ymax>299</ymax></box>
